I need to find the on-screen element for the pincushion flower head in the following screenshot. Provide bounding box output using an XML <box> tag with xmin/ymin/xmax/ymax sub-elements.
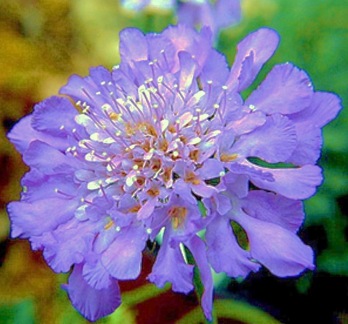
<box><xmin>121</xmin><ymin>0</ymin><xmax>241</xmax><ymax>38</ymax></box>
<box><xmin>7</xmin><ymin>25</ymin><xmax>341</xmax><ymax>321</ymax></box>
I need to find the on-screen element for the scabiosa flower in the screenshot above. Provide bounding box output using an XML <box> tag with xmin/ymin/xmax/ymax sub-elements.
<box><xmin>7</xmin><ymin>25</ymin><xmax>341</xmax><ymax>321</ymax></box>
<box><xmin>121</xmin><ymin>0</ymin><xmax>241</xmax><ymax>38</ymax></box>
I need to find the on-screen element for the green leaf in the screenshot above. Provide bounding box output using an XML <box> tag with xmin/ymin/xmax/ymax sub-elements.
<box><xmin>0</xmin><ymin>299</ymin><xmax>35</xmax><ymax>324</ymax></box>
<box><xmin>317</xmin><ymin>247</ymin><xmax>348</xmax><ymax>276</ymax></box>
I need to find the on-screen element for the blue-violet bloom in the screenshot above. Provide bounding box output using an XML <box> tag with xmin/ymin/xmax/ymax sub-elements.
<box><xmin>121</xmin><ymin>0</ymin><xmax>241</xmax><ymax>38</ymax></box>
<box><xmin>7</xmin><ymin>25</ymin><xmax>341</xmax><ymax>321</ymax></box>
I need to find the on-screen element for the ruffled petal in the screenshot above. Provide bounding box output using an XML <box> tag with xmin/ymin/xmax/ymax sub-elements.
<box><xmin>39</xmin><ymin>218</ymin><xmax>95</xmax><ymax>272</ymax></box>
<box><xmin>234</xmin><ymin>213</ymin><xmax>314</xmax><ymax>277</ymax></box>
<box><xmin>233</xmin><ymin>114</ymin><xmax>297</xmax><ymax>162</ymax></box>
<box><xmin>247</xmin><ymin>161</ymin><xmax>322</xmax><ymax>199</ymax></box>
<box><xmin>206</xmin><ymin>215</ymin><xmax>260</xmax><ymax>277</ymax></box>
<box><xmin>59</xmin><ymin>66</ymin><xmax>116</xmax><ymax>110</ymax></box>
<box><xmin>215</xmin><ymin>194</ymin><xmax>233</xmax><ymax>215</ymax></box>
<box><xmin>137</xmin><ymin>198</ymin><xmax>157</xmax><ymax>220</ymax></box>
<box><xmin>119</xmin><ymin>28</ymin><xmax>148</xmax><ymax>65</ymax></box>
<box><xmin>289</xmin><ymin>91</ymin><xmax>342</xmax><ymax>128</ymax></box>
<box><xmin>229</xmin><ymin>162</ymin><xmax>274</xmax><ymax>182</ymax></box>
<box><xmin>83</xmin><ymin>257</ymin><xmax>113</xmax><ymax>290</ymax></box>
<box><xmin>148</xmin><ymin>230</ymin><xmax>194</xmax><ymax>293</ymax></box>
<box><xmin>186</xmin><ymin>235</ymin><xmax>213</xmax><ymax>321</ymax></box>
<box><xmin>173</xmin><ymin>179</ymin><xmax>197</xmax><ymax>205</ymax></box>
<box><xmin>162</xmin><ymin>25</ymin><xmax>212</xmax><ymax>71</ymax></box>
<box><xmin>241</xmin><ymin>190</ymin><xmax>304</xmax><ymax>233</ymax></box>
<box><xmin>146</xmin><ymin>33</ymin><xmax>176</xmax><ymax>71</ymax></box>
<box><xmin>198</xmin><ymin>159</ymin><xmax>225</xmax><ymax>179</ymax></box>
<box><xmin>246</xmin><ymin>63</ymin><xmax>313</xmax><ymax>114</ymax></box>
<box><xmin>7</xmin><ymin>198</ymin><xmax>78</xmax><ymax>238</ymax></box>
<box><xmin>65</xmin><ymin>264</ymin><xmax>121</xmax><ymax>322</ymax></box>
<box><xmin>286</xmin><ymin>127</ymin><xmax>322</xmax><ymax>165</ymax></box>
<box><xmin>191</xmin><ymin>182</ymin><xmax>216</xmax><ymax>198</ymax></box>
<box><xmin>7</xmin><ymin>115</ymin><xmax>68</xmax><ymax>154</ymax></box>
<box><xmin>223</xmin><ymin>173</ymin><xmax>249</xmax><ymax>198</ymax></box>
<box><xmin>227</xmin><ymin>28</ymin><xmax>280</xmax><ymax>91</ymax></box>
<box><xmin>101</xmin><ymin>225</ymin><xmax>146</xmax><ymax>280</ymax></box>
<box><xmin>228</xmin><ymin>111</ymin><xmax>266</xmax><ymax>136</ymax></box>
<box><xmin>94</xmin><ymin>225</ymin><xmax>118</xmax><ymax>254</ymax></box>
<box><xmin>21</xmin><ymin>171</ymin><xmax>79</xmax><ymax>202</ymax></box>
<box><xmin>23</xmin><ymin>140</ymin><xmax>78</xmax><ymax>175</ymax></box>
<box><xmin>31</xmin><ymin>96</ymin><xmax>78</xmax><ymax>136</ymax></box>
<box><xmin>178</xmin><ymin>51</ymin><xmax>199</xmax><ymax>90</ymax></box>
<box><xmin>201</xmin><ymin>50</ymin><xmax>229</xmax><ymax>85</ymax></box>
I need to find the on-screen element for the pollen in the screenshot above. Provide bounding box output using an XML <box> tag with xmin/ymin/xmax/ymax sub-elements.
<box><xmin>109</xmin><ymin>112</ymin><xmax>122</xmax><ymax>121</ymax></box>
<box><xmin>220</xmin><ymin>153</ymin><xmax>238</xmax><ymax>162</ymax></box>
<box><xmin>104</xmin><ymin>218</ymin><xmax>114</xmax><ymax>230</ymax></box>
<box><xmin>169</xmin><ymin>206</ymin><xmax>187</xmax><ymax>229</ymax></box>
<box><xmin>168</xmin><ymin>124</ymin><xmax>177</xmax><ymax>133</ymax></box>
<box><xmin>159</xmin><ymin>139</ymin><xmax>169</xmax><ymax>152</ymax></box>
<box><xmin>185</xmin><ymin>171</ymin><xmax>201</xmax><ymax>185</ymax></box>
<box><xmin>147</xmin><ymin>187</ymin><xmax>160</xmax><ymax>197</ymax></box>
<box><xmin>189</xmin><ymin>149</ymin><xmax>200</xmax><ymax>162</ymax></box>
<box><xmin>128</xmin><ymin>205</ymin><xmax>141</xmax><ymax>213</ymax></box>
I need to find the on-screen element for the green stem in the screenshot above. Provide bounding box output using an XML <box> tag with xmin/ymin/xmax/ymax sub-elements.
<box><xmin>122</xmin><ymin>283</ymin><xmax>170</xmax><ymax>306</ymax></box>
<box><xmin>177</xmin><ymin>299</ymin><xmax>281</xmax><ymax>324</ymax></box>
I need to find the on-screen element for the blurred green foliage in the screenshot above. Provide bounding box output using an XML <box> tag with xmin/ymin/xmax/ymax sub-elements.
<box><xmin>0</xmin><ymin>0</ymin><xmax>347</xmax><ymax>323</ymax></box>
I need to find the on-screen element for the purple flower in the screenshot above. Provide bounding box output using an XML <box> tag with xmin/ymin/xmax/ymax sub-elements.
<box><xmin>7</xmin><ymin>25</ymin><xmax>341</xmax><ymax>321</ymax></box>
<box><xmin>121</xmin><ymin>0</ymin><xmax>241</xmax><ymax>37</ymax></box>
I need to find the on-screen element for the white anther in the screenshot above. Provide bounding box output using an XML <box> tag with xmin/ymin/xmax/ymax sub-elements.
<box><xmin>102</xmin><ymin>103</ymin><xmax>112</xmax><ymax>110</ymax></box>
